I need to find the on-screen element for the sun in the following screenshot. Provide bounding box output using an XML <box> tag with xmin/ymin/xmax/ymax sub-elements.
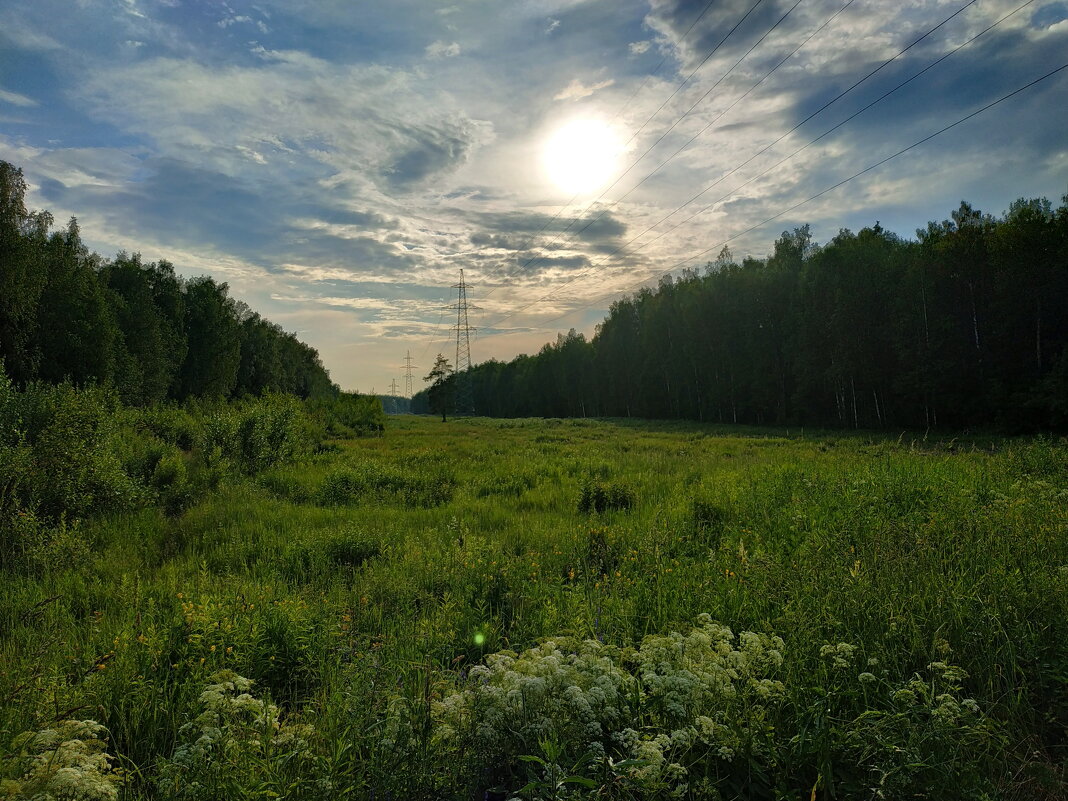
<box><xmin>542</xmin><ymin>118</ymin><xmax>624</xmax><ymax>196</ymax></box>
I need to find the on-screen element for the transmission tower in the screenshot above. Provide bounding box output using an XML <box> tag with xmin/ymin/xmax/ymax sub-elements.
<box><xmin>450</xmin><ymin>269</ymin><xmax>477</xmax><ymax>415</ymax></box>
<box><xmin>400</xmin><ymin>350</ymin><xmax>418</xmax><ymax>398</ymax></box>
<box><xmin>388</xmin><ymin>378</ymin><xmax>399</xmax><ymax>397</ymax></box>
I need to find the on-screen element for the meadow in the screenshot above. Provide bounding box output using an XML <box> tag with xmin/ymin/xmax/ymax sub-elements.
<box><xmin>2</xmin><ymin>403</ymin><xmax>1067</xmax><ymax>799</ymax></box>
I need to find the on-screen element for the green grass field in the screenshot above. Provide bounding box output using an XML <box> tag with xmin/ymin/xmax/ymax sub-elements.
<box><xmin>3</xmin><ymin>416</ymin><xmax>1067</xmax><ymax>799</ymax></box>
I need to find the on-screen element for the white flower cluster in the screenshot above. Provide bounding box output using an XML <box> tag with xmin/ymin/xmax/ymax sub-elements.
<box><xmin>434</xmin><ymin>637</ymin><xmax>633</xmax><ymax>762</ymax></box>
<box><xmin>4</xmin><ymin>719</ymin><xmax>122</xmax><ymax>801</ymax></box>
<box><xmin>156</xmin><ymin>671</ymin><xmax>313</xmax><ymax>799</ymax></box>
<box><xmin>637</xmin><ymin>616</ymin><xmax>785</xmax><ymax>726</ymax></box>
<box><xmin>435</xmin><ymin>616</ymin><xmax>787</xmax><ymax>796</ymax></box>
<box><xmin>819</xmin><ymin>642</ymin><xmax>858</xmax><ymax>670</ymax></box>
<box><xmin>888</xmin><ymin>661</ymin><xmax>982</xmax><ymax>727</ymax></box>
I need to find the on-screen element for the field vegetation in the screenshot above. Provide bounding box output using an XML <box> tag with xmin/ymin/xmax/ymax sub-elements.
<box><xmin>2</xmin><ymin>389</ymin><xmax>1066</xmax><ymax>799</ymax></box>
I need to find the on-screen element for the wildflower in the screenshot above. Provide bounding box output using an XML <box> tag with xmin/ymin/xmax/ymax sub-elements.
<box><xmin>10</xmin><ymin>720</ymin><xmax>123</xmax><ymax>800</ymax></box>
<box><xmin>858</xmin><ymin>672</ymin><xmax>877</xmax><ymax>684</ymax></box>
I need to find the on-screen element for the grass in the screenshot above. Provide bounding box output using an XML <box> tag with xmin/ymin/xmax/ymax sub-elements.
<box><xmin>1</xmin><ymin>416</ymin><xmax>1066</xmax><ymax>799</ymax></box>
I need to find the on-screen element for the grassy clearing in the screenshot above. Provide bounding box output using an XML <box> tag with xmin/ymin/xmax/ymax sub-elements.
<box><xmin>2</xmin><ymin>416</ymin><xmax>1066</xmax><ymax>799</ymax></box>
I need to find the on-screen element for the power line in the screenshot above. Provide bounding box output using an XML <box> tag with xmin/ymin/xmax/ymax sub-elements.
<box><xmin>477</xmin><ymin>0</ymin><xmax>768</xmax><ymax>302</ymax></box>
<box><xmin>481</xmin><ymin>0</ymin><xmax>985</xmax><ymax>329</ymax></box>
<box><xmin>498</xmin><ymin>0</ymin><xmax>806</xmax><ymax>280</ymax></box>
<box><xmin>522</xmin><ymin>62</ymin><xmax>1068</xmax><ymax>333</ymax></box>
<box><xmin>400</xmin><ymin>350</ymin><xmax>418</xmax><ymax>399</ymax></box>
<box><xmin>451</xmin><ymin>269</ymin><xmax>476</xmax><ymax>415</ymax></box>
<box><xmin>589</xmin><ymin>0</ymin><xmax>1041</xmax><ymax>287</ymax></box>
<box><xmin>477</xmin><ymin>0</ymin><xmax>859</xmax><ymax>328</ymax></box>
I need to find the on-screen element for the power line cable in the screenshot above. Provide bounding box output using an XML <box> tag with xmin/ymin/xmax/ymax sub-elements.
<box><xmin>478</xmin><ymin>0</ymin><xmax>721</xmax><ymax>301</ymax></box>
<box><xmin>477</xmin><ymin>0</ymin><xmax>767</xmax><ymax>302</ymax></box>
<box><xmin>522</xmin><ymin>62</ymin><xmax>1067</xmax><ymax>333</ymax></box>
<box><xmin>482</xmin><ymin>0</ymin><xmax>985</xmax><ymax>328</ymax></box>
<box><xmin>589</xmin><ymin>0</ymin><xmax>1040</xmax><ymax>285</ymax></box>
<box><xmin>498</xmin><ymin>0</ymin><xmax>805</xmax><ymax>280</ymax></box>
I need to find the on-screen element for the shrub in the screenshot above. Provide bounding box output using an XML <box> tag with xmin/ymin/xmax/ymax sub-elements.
<box><xmin>233</xmin><ymin>394</ymin><xmax>308</xmax><ymax>474</ymax></box>
<box><xmin>196</xmin><ymin>394</ymin><xmax>314</xmax><ymax>475</ymax></box>
<box><xmin>578</xmin><ymin>477</ymin><xmax>636</xmax><ymax>513</ymax></box>
<box><xmin>1</xmin><ymin>381</ymin><xmax>140</xmax><ymax>523</ymax></box>
<box><xmin>137</xmin><ymin>405</ymin><xmax>201</xmax><ymax>451</ymax></box>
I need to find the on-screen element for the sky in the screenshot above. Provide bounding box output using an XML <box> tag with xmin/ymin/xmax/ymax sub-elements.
<box><xmin>1</xmin><ymin>0</ymin><xmax>1066</xmax><ymax>393</ymax></box>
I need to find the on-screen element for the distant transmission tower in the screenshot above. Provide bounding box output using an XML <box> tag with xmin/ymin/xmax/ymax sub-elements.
<box><xmin>400</xmin><ymin>350</ymin><xmax>418</xmax><ymax>398</ymax></box>
<box><xmin>450</xmin><ymin>269</ymin><xmax>477</xmax><ymax>415</ymax></box>
<box><xmin>388</xmin><ymin>378</ymin><xmax>399</xmax><ymax>396</ymax></box>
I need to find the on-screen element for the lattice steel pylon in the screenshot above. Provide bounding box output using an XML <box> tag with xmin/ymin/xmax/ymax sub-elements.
<box><xmin>388</xmin><ymin>378</ymin><xmax>399</xmax><ymax>397</ymax></box>
<box><xmin>450</xmin><ymin>269</ymin><xmax>477</xmax><ymax>415</ymax></box>
<box><xmin>400</xmin><ymin>351</ymin><xmax>418</xmax><ymax>399</ymax></box>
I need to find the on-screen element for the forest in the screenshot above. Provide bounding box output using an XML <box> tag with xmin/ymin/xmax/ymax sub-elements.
<box><xmin>0</xmin><ymin>161</ymin><xmax>335</xmax><ymax>404</ymax></box>
<box><xmin>415</xmin><ymin>195</ymin><xmax>1068</xmax><ymax>429</ymax></box>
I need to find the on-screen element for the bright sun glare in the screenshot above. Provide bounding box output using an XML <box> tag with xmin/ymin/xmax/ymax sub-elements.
<box><xmin>543</xmin><ymin>118</ymin><xmax>624</xmax><ymax>196</ymax></box>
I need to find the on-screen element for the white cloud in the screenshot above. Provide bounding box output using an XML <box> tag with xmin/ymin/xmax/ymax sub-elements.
<box><xmin>545</xmin><ymin>18</ymin><xmax>561</xmax><ymax>34</ymax></box>
<box><xmin>0</xmin><ymin>87</ymin><xmax>37</xmax><ymax>107</ymax></box>
<box><xmin>425</xmin><ymin>40</ymin><xmax>462</xmax><ymax>59</ymax></box>
<box><xmin>553</xmin><ymin>77</ymin><xmax>614</xmax><ymax>101</ymax></box>
<box><xmin>77</xmin><ymin>49</ymin><xmax>493</xmax><ymax>190</ymax></box>
<box><xmin>218</xmin><ymin>15</ymin><xmax>252</xmax><ymax>28</ymax></box>
<box><xmin>628</xmin><ymin>40</ymin><xmax>651</xmax><ymax>55</ymax></box>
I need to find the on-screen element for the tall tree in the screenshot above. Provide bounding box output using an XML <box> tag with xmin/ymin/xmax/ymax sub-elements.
<box><xmin>424</xmin><ymin>354</ymin><xmax>454</xmax><ymax>422</ymax></box>
<box><xmin>0</xmin><ymin>161</ymin><xmax>51</xmax><ymax>382</ymax></box>
<box><xmin>177</xmin><ymin>276</ymin><xmax>241</xmax><ymax>399</ymax></box>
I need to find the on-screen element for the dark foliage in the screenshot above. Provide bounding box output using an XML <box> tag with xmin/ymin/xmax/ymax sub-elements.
<box><xmin>416</xmin><ymin>198</ymin><xmax>1068</xmax><ymax>430</ymax></box>
<box><xmin>0</xmin><ymin>160</ymin><xmax>337</xmax><ymax>403</ymax></box>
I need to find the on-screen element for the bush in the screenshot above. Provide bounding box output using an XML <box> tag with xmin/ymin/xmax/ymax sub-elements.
<box><xmin>197</xmin><ymin>394</ymin><xmax>314</xmax><ymax>475</ymax></box>
<box><xmin>1</xmin><ymin>381</ymin><xmax>140</xmax><ymax>523</ymax></box>
<box><xmin>578</xmin><ymin>477</ymin><xmax>636</xmax><ymax>513</ymax></box>
<box><xmin>137</xmin><ymin>405</ymin><xmax>201</xmax><ymax>451</ymax></box>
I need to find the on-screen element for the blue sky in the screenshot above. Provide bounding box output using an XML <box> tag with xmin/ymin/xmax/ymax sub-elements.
<box><xmin>2</xmin><ymin>0</ymin><xmax>1066</xmax><ymax>391</ymax></box>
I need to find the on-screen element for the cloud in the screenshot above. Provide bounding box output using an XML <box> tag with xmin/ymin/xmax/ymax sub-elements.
<box><xmin>1032</xmin><ymin>2</ymin><xmax>1068</xmax><ymax>29</ymax></box>
<box><xmin>218</xmin><ymin>15</ymin><xmax>252</xmax><ymax>28</ymax></box>
<box><xmin>77</xmin><ymin>50</ymin><xmax>494</xmax><ymax>191</ymax></box>
<box><xmin>425</xmin><ymin>40</ymin><xmax>461</xmax><ymax>59</ymax></box>
<box><xmin>553</xmin><ymin>77</ymin><xmax>615</xmax><ymax>101</ymax></box>
<box><xmin>546</xmin><ymin>18</ymin><xmax>561</xmax><ymax>34</ymax></box>
<box><xmin>628</xmin><ymin>40</ymin><xmax>651</xmax><ymax>55</ymax></box>
<box><xmin>0</xmin><ymin>87</ymin><xmax>37</xmax><ymax>107</ymax></box>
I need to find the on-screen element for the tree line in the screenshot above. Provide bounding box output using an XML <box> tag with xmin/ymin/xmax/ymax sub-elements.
<box><xmin>0</xmin><ymin>161</ymin><xmax>335</xmax><ymax>403</ymax></box>
<box><xmin>416</xmin><ymin>194</ymin><xmax>1068</xmax><ymax>429</ymax></box>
